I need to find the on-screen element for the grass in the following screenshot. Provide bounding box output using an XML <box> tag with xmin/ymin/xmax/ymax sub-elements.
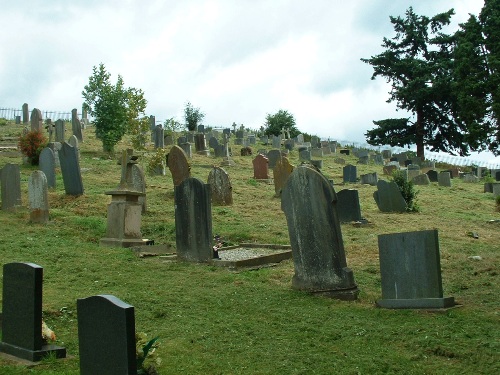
<box><xmin>0</xmin><ymin>120</ymin><xmax>499</xmax><ymax>374</ymax></box>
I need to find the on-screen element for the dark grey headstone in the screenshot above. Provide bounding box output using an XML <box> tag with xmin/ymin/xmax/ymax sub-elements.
<box><xmin>130</xmin><ymin>164</ymin><xmax>146</xmax><ymax>213</ymax></box>
<box><xmin>209</xmin><ymin>136</ymin><xmax>219</xmax><ymax>150</ymax></box>
<box><xmin>343</xmin><ymin>164</ymin><xmax>357</xmax><ymax>183</ymax></box>
<box><xmin>30</xmin><ymin>108</ymin><xmax>43</xmax><ymax>132</ymax></box>
<box><xmin>267</xmin><ymin>149</ymin><xmax>281</xmax><ymax>169</ymax></box>
<box><xmin>438</xmin><ymin>172</ymin><xmax>452</xmax><ymax>187</ymax></box>
<box><xmin>0</xmin><ymin>262</ymin><xmax>66</xmax><ymax>361</ymax></box>
<box><xmin>339</xmin><ymin>149</ymin><xmax>350</xmax><ymax>156</ymax></box>
<box><xmin>71</xmin><ymin>108</ymin><xmax>83</xmax><ymax>142</ymax></box>
<box><xmin>177</xmin><ymin>136</ymin><xmax>187</xmax><ymax>146</ymax></box>
<box><xmin>360</xmin><ymin>172</ymin><xmax>378</xmax><ymax>186</ymax></box>
<box><xmin>496</xmin><ymin>171</ymin><xmax>500</xmax><ymax>182</ymax></box>
<box><xmin>154</xmin><ymin>125</ymin><xmax>164</xmax><ymax>149</ymax></box>
<box><xmin>311</xmin><ymin>148</ymin><xmax>323</xmax><ymax>158</ymax></box>
<box><xmin>373</xmin><ymin>180</ymin><xmax>406</xmax><ymax>212</ymax></box>
<box><xmin>281</xmin><ymin>165</ymin><xmax>358</xmax><ymax>299</ymax></box>
<box><xmin>377</xmin><ymin>230</ymin><xmax>455</xmax><ymax>309</ymax></box>
<box><xmin>1</xmin><ymin>163</ymin><xmax>22</xmax><ymax>211</ymax></box>
<box><xmin>207</xmin><ymin>167</ymin><xmax>233</xmax><ymax>205</ymax></box>
<box><xmin>39</xmin><ymin>147</ymin><xmax>56</xmax><ymax>189</ymax></box>
<box><xmin>77</xmin><ymin>295</ymin><xmax>136</xmax><ymax>375</ymax></box>
<box><xmin>426</xmin><ymin>170</ymin><xmax>438</xmax><ymax>182</ymax></box>
<box><xmin>22</xmin><ymin>103</ymin><xmax>29</xmax><ymax>123</ymax></box>
<box><xmin>55</xmin><ymin>119</ymin><xmax>65</xmax><ymax>143</ymax></box>
<box><xmin>336</xmin><ymin>189</ymin><xmax>362</xmax><ymax>223</ymax></box>
<box><xmin>299</xmin><ymin>149</ymin><xmax>311</xmax><ymax>162</ymax></box>
<box><xmin>58</xmin><ymin>142</ymin><xmax>84</xmax><ymax>196</ymax></box>
<box><xmin>412</xmin><ymin>174</ymin><xmax>431</xmax><ymax>185</ymax></box>
<box><xmin>175</xmin><ymin>177</ymin><xmax>213</xmax><ymax>262</ymax></box>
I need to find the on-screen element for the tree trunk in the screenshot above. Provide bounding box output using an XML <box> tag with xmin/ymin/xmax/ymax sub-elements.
<box><xmin>415</xmin><ymin>109</ymin><xmax>425</xmax><ymax>160</ymax></box>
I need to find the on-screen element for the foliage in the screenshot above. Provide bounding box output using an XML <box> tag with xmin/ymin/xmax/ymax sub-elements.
<box><xmin>129</xmin><ymin>116</ymin><xmax>150</xmax><ymax>150</ymax></box>
<box><xmin>82</xmin><ymin>63</ymin><xmax>147</xmax><ymax>153</ymax></box>
<box><xmin>184</xmin><ymin>102</ymin><xmax>205</xmax><ymax>132</ymax></box>
<box><xmin>163</xmin><ymin>117</ymin><xmax>182</xmax><ymax>136</ymax></box>
<box><xmin>0</xmin><ymin>118</ymin><xmax>8</xmax><ymax>126</ymax></box>
<box><xmin>146</xmin><ymin>148</ymin><xmax>166</xmax><ymax>175</ymax></box>
<box><xmin>18</xmin><ymin>130</ymin><xmax>48</xmax><ymax>165</ymax></box>
<box><xmin>136</xmin><ymin>333</ymin><xmax>161</xmax><ymax>375</ymax></box>
<box><xmin>392</xmin><ymin>170</ymin><xmax>419</xmax><ymax>212</ymax></box>
<box><xmin>361</xmin><ymin>7</ymin><xmax>471</xmax><ymax>159</ymax></box>
<box><xmin>263</xmin><ymin>109</ymin><xmax>300</xmax><ymax>137</ymax></box>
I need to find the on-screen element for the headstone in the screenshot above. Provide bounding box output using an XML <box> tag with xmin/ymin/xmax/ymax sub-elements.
<box><xmin>343</xmin><ymin>164</ymin><xmax>357</xmax><ymax>183</ymax></box>
<box><xmin>22</xmin><ymin>103</ymin><xmax>29</xmax><ymax>123</ymax></box>
<box><xmin>55</xmin><ymin>119</ymin><xmax>65</xmax><ymax>142</ymax></box>
<box><xmin>175</xmin><ymin>177</ymin><xmax>213</xmax><ymax>262</ymax></box>
<box><xmin>1</xmin><ymin>163</ymin><xmax>22</xmax><ymax>211</ymax></box>
<box><xmin>177</xmin><ymin>136</ymin><xmax>187</xmax><ymax>146</ymax></box>
<box><xmin>164</xmin><ymin>134</ymin><xmax>174</xmax><ymax>146</ymax></box>
<box><xmin>209</xmin><ymin>136</ymin><xmax>219</xmax><ymax>150</ymax></box>
<box><xmin>71</xmin><ymin>108</ymin><xmax>83</xmax><ymax>142</ymax></box>
<box><xmin>248</xmin><ymin>135</ymin><xmax>256</xmax><ymax>145</ymax></box>
<box><xmin>195</xmin><ymin>134</ymin><xmax>210</xmax><ymax>155</ymax></box>
<box><xmin>154</xmin><ymin>125</ymin><xmax>164</xmax><ymax>148</ymax></box>
<box><xmin>310</xmin><ymin>136</ymin><xmax>320</xmax><ymax>148</ymax></box>
<box><xmin>260</xmin><ymin>135</ymin><xmax>269</xmax><ymax>145</ymax></box>
<box><xmin>15</xmin><ymin>116</ymin><xmax>21</xmax><ymax>124</ymax></box>
<box><xmin>310</xmin><ymin>160</ymin><xmax>323</xmax><ymax>169</ymax></box>
<box><xmin>129</xmin><ymin>164</ymin><xmax>147</xmax><ymax>213</ymax></box>
<box><xmin>273</xmin><ymin>156</ymin><xmax>294</xmax><ymax>197</ymax></box>
<box><xmin>373</xmin><ymin>180</ymin><xmax>407</xmax><ymax>212</ymax></box>
<box><xmin>493</xmin><ymin>183</ymin><xmax>500</xmax><ymax>198</ymax></box>
<box><xmin>197</xmin><ymin>125</ymin><xmax>205</xmax><ymax>133</ymax></box>
<box><xmin>383</xmin><ymin>164</ymin><xmax>399</xmax><ymax>176</ymax></box>
<box><xmin>412</xmin><ymin>174</ymin><xmax>431</xmax><ymax>185</ymax></box>
<box><xmin>39</xmin><ymin>147</ymin><xmax>56</xmax><ymax>189</ymax></box>
<box><xmin>336</xmin><ymin>189</ymin><xmax>362</xmax><ymax>223</ymax></box>
<box><xmin>214</xmin><ymin>144</ymin><xmax>225</xmax><ymax>157</ymax></box>
<box><xmin>382</xmin><ymin>149</ymin><xmax>392</xmax><ymax>159</ymax></box>
<box><xmin>68</xmin><ymin>134</ymin><xmax>80</xmax><ymax>159</ymax></box>
<box><xmin>299</xmin><ymin>150</ymin><xmax>311</xmax><ymax>162</ymax></box>
<box><xmin>463</xmin><ymin>174</ymin><xmax>479</xmax><ymax>183</ymax></box>
<box><xmin>28</xmin><ymin>171</ymin><xmax>49</xmax><ymax>224</ymax></box>
<box><xmin>339</xmin><ymin>149</ymin><xmax>350</xmax><ymax>156</ymax></box>
<box><xmin>46</xmin><ymin>119</ymin><xmax>54</xmax><ymax>142</ymax></box>
<box><xmin>360</xmin><ymin>172</ymin><xmax>378</xmax><ymax>186</ymax></box>
<box><xmin>0</xmin><ymin>263</ymin><xmax>66</xmax><ymax>361</ymax></box>
<box><xmin>180</xmin><ymin>142</ymin><xmax>192</xmax><ymax>158</ymax></box>
<box><xmin>187</xmin><ymin>132</ymin><xmax>195</xmax><ymax>143</ymax></box>
<box><xmin>207</xmin><ymin>166</ymin><xmax>233</xmax><ymax>205</ymax></box>
<box><xmin>30</xmin><ymin>108</ymin><xmax>43</xmax><ymax>132</ymax></box>
<box><xmin>167</xmin><ymin>145</ymin><xmax>191</xmax><ymax>186</ymax></box>
<box><xmin>253</xmin><ymin>154</ymin><xmax>270</xmax><ymax>180</ymax></box>
<box><xmin>77</xmin><ymin>295</ymin><xmax>136</xmax><ymax>375</ymax></box>
<box><xmin>272</xmin><ymin>135</ymin><xmax>281</xmax><ymax>149</ymax></box>
<box><xmin>58</xmin><ymin>142</ymin><xmax>84</xmax><ymax>196</ymax></box>
<box><xmin>281</xmin><ymin>165</ymin><xmax>358</xmax><ymax>300</ymax></box>
<box><xmin>310</xmin><ymin>148</ymin><xmax>323</xmax><ymax>158</ymax></box>
<box><xmin>296</xmin><ymin>134</ymin><xmax>304</xmax><ymax>144</ymax></box>
<box><xmin>371</xmin><ymin>154</ymin><xmax>384</xmax><ymax>165</ymax></box>
<box><xmin>377</xmin><ymin>230</ymin><xmax>455</xmax><ymax>309</ymax></box>
<box><xmin>496</xmin><ymin>171</ymin><xmax>500</xmax><ymax>182</ymax></box>
<box><xmin>267</xmin><ymin>149</ymin><xmax>281</xmax><ymax>169</ymax></box>
<box><xmin>426</xmin><ymin>170</ymin><xmax>438</xmax><ymax>182</ymax></box>
<box><xmin>149</xmin><ymin>115</ymin><xmax>156</xmax><ymax>142</ymax></box>
<box><xmin>438</xmin><ymin>172</ymin><xmax>452</xmax><ymax>187</ymax></box>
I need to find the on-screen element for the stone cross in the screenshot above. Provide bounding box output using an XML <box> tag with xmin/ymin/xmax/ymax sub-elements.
<box><xmin>119</xmin><ymin>149</ymin><xmax>138</xmax><ymax>190</ymax></box>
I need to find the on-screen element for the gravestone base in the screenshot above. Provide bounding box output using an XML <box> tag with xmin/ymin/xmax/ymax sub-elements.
<box><xmin>196</xmin><ymin>150</ymin><xmax>210</xmax><ymax>156</ymax></box>
<box><xmin>310</xmin><ymin>286</ymin><xmax>360</xmax><ymax>301</ymax></box>
<box><xmin>0</xmin><ymin>342</ymin><xmax>66</xmax><ymax>362</ymax></box>
<box><xmin>220</xmin><ymin>157</ymin><xmax>236</xmax><ymax>167</ymax></box>
<box><xmin>376</xmin><ymin>296</ymin><xmax>456</xmax><ymax>310</ymax></box>
<box><xmin>30</xmin><ymin>209</ymin><xmax>49</xmax><ymax>224</ymax></box>
<box><xmin>100</xmin><ymin>238</ymin><xmax>151</xmax><ymax>248</ymax></box>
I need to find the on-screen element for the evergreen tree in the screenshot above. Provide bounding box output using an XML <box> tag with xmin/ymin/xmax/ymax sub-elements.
<box><xmin>263</xmin><ymin>109</ymin><xmax>299</xmax><ymax>137</ymax></box>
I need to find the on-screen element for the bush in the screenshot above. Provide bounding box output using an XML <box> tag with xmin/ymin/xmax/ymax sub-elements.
<box><xmin>392</xmin><ymin>170</ymin><xmax>419</xmax><ymax>212</ymax></box>
<box><xmin>18</xmin><ymin>130</ymin><xmax>48</xmax><ymax>165</ymax></box>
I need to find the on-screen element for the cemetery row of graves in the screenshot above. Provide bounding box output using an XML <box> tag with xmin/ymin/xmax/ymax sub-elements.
<box><xmin>0</xmin><ymin>107</ymin><xmax>498</xmax><ymax>373</ymax></box>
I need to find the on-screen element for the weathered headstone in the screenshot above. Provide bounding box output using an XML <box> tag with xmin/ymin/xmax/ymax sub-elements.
<box><xmin>383</xmin><ymin>164</ymin><xmax>399</xmax><ymax>176</ymax></box>
<box><xmin>267</xmin><ymin>149</ymin><xmax>281</xmax><ymax>169</ymax></box>
<box><xmin>167</xmin><ymin>145</ymin><xmax>191</xmax><ymax>186</ymax></box>
<box><xmin>130</xmin><ymin>164</ymin><xmax>147</xmax><ymax>213</ymax></box>
<box><xmin>310</xmin><ymin>160</ymin><xmax>323</xmax><ymax>169</ymax></box>
<box><xmin>77</xmin><ymin>295</ymin><xmax>136</xmax><ymax>375</ymax></box>
<box><xmin>426</xmin><ymin>170</ymin><xmax>438</xmax><ymax>182</ymax></box>
<box><xmin>30</xmin><ymin>108</ymin><xmax>43</xmax><ymax>132</ymax></box>
<box><xmin>343</xmin><ymin>164</ymin><xmax>357</xmax><ymax>183</ymax></box>
<box><xmin>438</xmin><ymin>172</ymin><xmax>452</xmax><ymax>187</ymax></box>
<box><xmin>412</xmin><ymin>174</ymin><xmax>431</xmax><ymax>185</ymax></box>
<box><xmin>58</xmin><ymin>142</ymin><xmax>84</xmax><ymax>196</ymax></box>
<box><xmin>0</xmin><ymin>262</ymin><xmax>66</xmax><ymax>361</ymax></box>
<box><xmin>55</xmin><ymin>119</ymin><xmax>65</xmax><ymax>142</ymax></box>
<box><xmin>71</xmin><ymin>108</ymin><xmax>83</xmax><ymax>142</ymax></box>
<box><xmin>22</xmin><ymin>103</ymin><xmax>29</xmax><ymax>123</ymax></box>
<box><xmin>180</xmin><ymin>142</ymin><xmax>192</xmax><ymax>158</ymax></box>
<box><xmin>207</xmin><ymin>166</ymin><xmax>233</xmax><ymax>205</ymax></box>
<box><xmin>360</xmin><ymin>172</ymin><xmax>378</xmax><ymax>186</ymax></box>
<box><xmin>175</xmin><ymin>177</ymin><xmax>213</xmax><ymax>262</ymax></box>
<box><xmin>164</xmin><ymin>134</ymin><xmax>174</xmax><ymax>146</ymax></box>
<box><xmin>68</xmin><ymin>134</ymin><xmax>79</xmax><ymax>159</ymax></box>
<box><xmin>39</xmin><ymin>147</ymin><xmax>56</xmax><ymax>189</ymax></box>
<box><xmin>463</xmin><ymin>174</ymin><xmax>479</xmax><ymax>183</ymax></box>
<box><xmin>209</xmin><ymin>136</ymin><xmax>219</xmax><ymax>150</ymax></box>
<box><xmin>311</xmin><ymin>148</ymin><xmax>323</xmax><ymax>158</ymax></box>
<box><xmin>253</xmin><ymin>154</ymin><xmax>270</xmax><ymax>180</ymax></box>
<box><xmin>273</xmin><ymin>156</ymin><xmax>294</xmax><ymax>197</ymax></box>
<box><xmin>1</xmin><ymin>163</ymin><xmax>22</xmax><ymax>211</ymax></box>
<box><xmin>377</xmin><ymin>230</ymin><xmax>455</xmax><ymax>309</ymax></box>
<box><xmin>272</xmin><ymin>135</ymin><xmax>281</xmax><ymax>149</ymax></box>
<box><xmin>154</xmin><ymin>125</ymin><xmax>164</xmax><ymax>149</ymax></box>
<box><xmin>373</xmin><ymin>180</ymin><xmax>406</xmax><ymax>212</ymax></box>
<box><xmin>299</xmin><ymin>149</ymin><xmax>311</xmax><ymax>162</ymax></box>
<box><xmin>28</xmin><ymin>171</ymin><xmax>49</xmax><ymax>224</ymax></box>
<box><xmin>281</xmin><ymin>165</ymin><xmax>358</xmax><ymax>300</ymax></box>
<box><xmin>339</xmin><ymin>149</ymin><xmax>350</xmax><ymax>156</ymax></box>
<box><xmin>336</xmin><ymin>189</ymin><xmax>362</xmax><ymax>223</ymax></box>
<box><xmin>382</xmin><ymin>149</ymin><xmax>392</xmax><ymax>159</ymax></box>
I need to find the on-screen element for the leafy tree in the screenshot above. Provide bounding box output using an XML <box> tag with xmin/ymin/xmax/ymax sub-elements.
<box><xmin>263</xmin><ymin>109</ymin><xmax>300</xmax><ymax>137</ymax></box>
<box><xmin>361</xmin><ymin>8</ymin><xmax>471</xmax><ymax>159</ymax></box>
<box><xmin>82</xmin><ymin>63</ymin><xmax>147</xmax><ymax>153</ymax></box>
<box><xmin>163</xmin><ymin>117</ymin><xmax>182</xmax><ymax>135</ymax></box>
<box><xmin>452</xmin><ymin>0</ymin><xmax>500</xmax><ymax>155</ymax></box>
<box><xmin>184</xmin><ymin>102</ymin><xmax>205</xmax><ymax>131</ymax></box>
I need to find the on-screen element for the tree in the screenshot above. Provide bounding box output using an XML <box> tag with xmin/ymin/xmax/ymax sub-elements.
<box><xmin>184</xmin><ymin>102</ymin><xmax>205</xmax><ymax>131</ymax></box>
<box><xmin>82</xmin><ymin>63</ymin><xmax>147</xmax><ymax>153</ymax></box>
<box><xmin>452</xmin><ymin>0</ymin><xmax>500</xmax><ymax>155</ymax></box>
<box><xmin>263</xmin><ymin>109</ymin><xmax>300</xmax><ymax>137</ymax></box>
<box><xmin>361</xmin><ymin>8</ymin><xmax>471</xmax><ymax>159</ymax></box>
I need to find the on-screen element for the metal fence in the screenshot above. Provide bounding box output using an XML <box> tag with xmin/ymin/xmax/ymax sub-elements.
<box><xmin>0</xmin><ymin>107</ymin><xmax>76</xmax><ymax>121</ymax></box>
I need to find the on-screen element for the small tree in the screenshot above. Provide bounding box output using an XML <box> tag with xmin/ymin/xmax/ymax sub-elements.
<box><xmin>184</xmin><ymin>102</ymin><xmax>205</xmax><ymax>132</ymax></box>
<box><xmin>164</xmin><ymin>117</ymin><xmax>182</xmax><ymax>136</ymax></box>
<box><xmin>18</xmin><ymin>130</ymin><xmax>48</xmax><ymax>165</ymax></box>
<box><xmin>263</xmin><ymin>109</ymin><xmax>300</xmax><ymax>137</ymax></box>
<box><xmin>82</xmin><ymin>63</ymin><xmax>147</xmax><ymax>153</ymax></box>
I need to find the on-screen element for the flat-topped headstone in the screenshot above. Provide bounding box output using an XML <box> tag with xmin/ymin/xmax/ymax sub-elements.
<box><xmin>1</xmin><ymin>163</ymin><xmax>22</xmax><ymax>211</ymax></box>
<box><xmin>175</xmin><ymin>177</ymin><xmax>213</xmax><ymax>262</ymax></box>
<box><xmin>343</xmin><ymin>164</ymin><xmax>357</xmax><ymax>183</ymax></box>
<box><xmin>272</xmin><ymin>135</ymin><xmax>281</xmax><ymax>149</ymax></box>
<box><xmin>77</xmin><ymin>295</ymin><xmax>136</xmax><ymax>375</ymax></box>
<box><xmin>55</xmin><ymin>119</ymin><xmax>65</xmax><ymax>142</ymax></box>
<box><xmin>154</xmin><ymin>125</ymin><xmax>164</xmax><ymax>149</ymax></box>
<box><xmin>71</xmin><ymin>108</ymin><xmax>83</xmax><ymax>142</ymax></box>
<box><xmin>273</xmin><ymin>156</ymin><xmax>294</xmax><ymax>197</ymax></box>
<box><xmin>39</xmin><ymin>147</ymin><xmax>56</xmax><ymax>189</ymax></box>
<box><xmin>462</xmin><ymin>174</ymin><xmax>479</xmax><ymax>183</ymax></box>
<box><xmin>373</xmin><ymin>180</ymin><xmax>406</xmax><ymax>212</ymax></box>
<box><xmin>0</xmin><ymin>262</ymin><xmax>66</xmax><ymax>361</ymax></box>
<box><xmin>266</xmin><ymin>149</ymin><xmax>281</xmax><ymax>169</ymax></box>
<box><xmin>426</xmin><ymin>170</ymin><xmax>438</xmax><ymax>182</ymax></box>
<box><xmin>253</xmin><ymin>154</ymin><xmax>270</xmax><ymax>180</ymax></box>
<box><xmin>30</xmin><ymin>108</ymin><xmax>43</xmax><ymax>132</ymax></box>
<box><xmin>339</xmin><ymin>149</ymin><xmax>350</xmax><ymax>156</ymax></box>
<box><xmin>28</xmin><ymin>171</ymin><xmax>49</xmax><ymax>224</ymax></box>
<box><xmin>299</xmin><ymin>149</ymin><xmax>311</xmax><ymax>162</ymax></box>
<box><xmin>336</xmin><ymin>189</ymin><xmax>362</xmax><ymax>223</ymax></box>
<box><xmin>167</xmin><ymin>145</ymin><xmax>191</xmax><ymax>186</ymax></box>
<box><xmin>383</xmin><ymin>164</ymin><xmax>399</xmax><ymax>176</ymax></box>
<box><xmin>311</xmin><ymin>148</ymin><xmax>323</xmax><ymax>158</ymax></box>
<box><xmin>58</xmin><ymin>142</ymin><xmax>84</xmax><ymax>196</ymax></box>
<box><xmin>382</xmin><ymin>149</ymin><xmax>392</xmax><ymax>159</ymax></box>
<box><xmin>207</xmin><ymin>166</ymin><xmax>233</xmax><ymax>205</ymax></box>
<box><xmin>281</xmin><ymin>165</ymin><xmax>358</xmax><ymax>300</ymax></box>
<box><xmin>360</xmin><ymin>172</ymin><xmax>378</xmax><ymax>186</ymax></box>
<box><xmin>438</xmin><ymin>172</ymin><xmax>452</xmax><ymax>187</ymax></box>
<box><xmin>180</xmin><ymin>142</ymin><xmax>192</xmax><ymax>158</ymax></box>
<box><xmin>377</xmin><ymin>230</ymin><xmax>455</xmax><ymax>309</ymax></box>
<box><xmin>22</xmin><ymin>103</ymin><xmax>29</xmax><ymax>123</ymax></box>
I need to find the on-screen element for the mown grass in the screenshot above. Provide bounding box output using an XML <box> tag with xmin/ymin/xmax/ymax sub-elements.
<box><xmin>0</xmin><ymin>121</ymin><xmax>499</xmax><ymax>374</ymax></box>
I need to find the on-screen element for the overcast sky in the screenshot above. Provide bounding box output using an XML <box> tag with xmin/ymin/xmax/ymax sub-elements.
<box><xmin>1</xmin><ymin>0</ymin><xmax>496</xmax><ymax>164</ymax></box>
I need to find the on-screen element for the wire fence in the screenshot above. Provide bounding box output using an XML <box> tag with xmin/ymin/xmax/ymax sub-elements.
<box><xmin>0</xmin><ymin>107</ymin><xmax>79</xmax><ymax>122</ymax></box>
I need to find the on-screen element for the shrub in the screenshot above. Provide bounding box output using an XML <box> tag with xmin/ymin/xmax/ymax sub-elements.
<box><xmin>18</xmin><ymin>130</ymin><xmax>48</xmax><ymax>165</ymax></box>
<box><xmin>147</xmin><ymin>148</ymin><xmax>166</xmax><ymax>175</ymax></box>
<box><xmin>392</xmin><ymin>170</ymin><xmax>419</xmax><ymax>212</ymax></box>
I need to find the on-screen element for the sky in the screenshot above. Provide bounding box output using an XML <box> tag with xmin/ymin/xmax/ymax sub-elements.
<box><xmin>1</xmin><ymin>0</ymin><xmax>497</xmax><ymax>166</ymax></box>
